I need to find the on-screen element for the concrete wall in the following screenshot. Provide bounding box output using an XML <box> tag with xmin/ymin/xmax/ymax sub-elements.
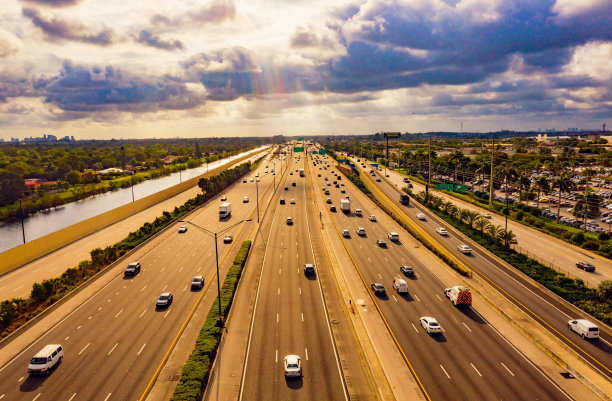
<box><xmin>0</xmin><ymin>149</ymin><xmax>267</xmax><ymax>275</ymax></box>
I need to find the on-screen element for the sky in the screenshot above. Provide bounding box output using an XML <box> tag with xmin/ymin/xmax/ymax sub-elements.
<box><xmin>0</xmin><ymin>0</ymin><xmax>611</xmax><ymax>140</ymax></box>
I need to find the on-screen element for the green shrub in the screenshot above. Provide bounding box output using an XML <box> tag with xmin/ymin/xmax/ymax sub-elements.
<box><xmin>582</xmin><ymin>240</ymin><xmax>600</xmax><ymax>251</ymax></box>
<box><xmin>598</xmin><ymin>232</ymin><xmax>610</xmax><ymax>241</ymax></box>
<box><xmin>530</xmin><ymin>208</ymin><xmax>542</xmax><ymax>217</ymax></box>
<box><xmin>572</xmin><ymin>232</ymin><xmax>585</xmax><ymax>245</ymax></box>
<box><xmin>516</xmin><ymin>211</ymin><xmax>524</xmax><ymax>221</ymax></box>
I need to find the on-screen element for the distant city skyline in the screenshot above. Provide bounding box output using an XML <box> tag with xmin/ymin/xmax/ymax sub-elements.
<box><xmin>1</xmin><ymin>0</ymin><xmax>611</xmax><ymax>140</ymax></box>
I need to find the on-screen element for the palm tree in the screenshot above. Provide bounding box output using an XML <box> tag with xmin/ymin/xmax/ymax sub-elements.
<box><xmin>499</xmin><ymin>230</ymin><xmax>517</xmax><ymax>248</ymax></box>
<box><xmin>465</xmin><ymin>210</ymin><xmax>481</xmax><ymax>228</ymax></box>
<box><xmin>574</xmin><ymin>188</ymin><xmax>602</xmax><ymax>230</ymax></box>
<box><xmin>442</xmin><ymin>200</ymin><xmax>455</xmax><ymax>215</ymax></box>
<box><xmin>534</xmin><ymin>176</ymin><xmax>549</xmax><ymax>209</ymax></box>
<box><xmin>474</xmin><ymin>217</ymin><xmax>490</xmax><ymax>234</ymax></box>
<box><xmin>459</xmin><ymin>209</ymin><xmax>470</xmax><ymax>225</ymax></box>
<box><xmin>486</xmin><ymin>224</ymin><xmax>504</xmax><ymax>243</ymax></box>
<box><xmin>448</xmin><ymin>205</ymin><xmax>460</xmax><ymax>220</ymax></box>
<box><xmin>518</xmin><ymin>172</ymin><xmax>531</xmax><ymax>204</ymax></box>
<box><xmin>555</xmin><ymin>172</ymin><xmax>575</xmax><ymax>222</ymax></box>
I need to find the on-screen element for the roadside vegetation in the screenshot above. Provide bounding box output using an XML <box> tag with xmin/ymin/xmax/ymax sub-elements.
<box><xmin>170</xmin><ymin>240</ymin><xmax>251</xmax><ymax>401</ymax></box>
<box><xmin>0</xmin><ymin>161</ymin><xmax>255</xmax><ymax>339</ymax></box>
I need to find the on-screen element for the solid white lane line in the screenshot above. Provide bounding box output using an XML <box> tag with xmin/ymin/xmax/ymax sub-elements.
<box><xmin>301</xmin><ymin>313</ymin><xmax>304</xmax><ymax>322</ymax></box>
<box><xmin>411</xmin><ymin>324</ymin><xmax>419</xmax><ymax>333</ymax></box>
<box><xmin>164</xmin><ymin>310</ymin><xmax>170</xmax><ymax>318</ymax></box>
<box><xmin>114</xmin><ymin>309</ymin><xmax>123</xmax><ymax>319</ymax></box>
<box><xmin>139</xmin><ymin>309</ymin><xmax>147</xmax><ymax>318</ymax></box>
<box><xmin>140</xmin><ymin>285</ymin><xmax>147</xmax><ymax>292</ymax></box>
<box><xmin>275</xmin><ymin>350</ymin><xmax>278</xmax><ymax>363</ymax></box>
<box><xmin>440</xmin><ymin>365</ymin><xmax>450</xmax><ymax>379</ymax></box>
<box><xmin>501</xmin><ymin>362</ymin><xmax>515</xmax><ymax>376</ymax></box>
<box><xmin>392</xmin><ymin>295</ymin><xmax>398</xmax><ymax>302</ymax></box>
<box><xmin>32</xmin><ymin>394</ymin><xmax>41</xmax><ymax>401</ymax></box>
<box><xmin>103</xmin><ymin>393</ymin><xmax>112</xmax><ymax>401</ymax></box>
<box><xmin>79</xmin><ymin>343</ymin><xmax>90</xmax><ymax>355</ymax></box>
<box><xmin>414</xmin><ymin>294</ymin><xmax>420</xmax><ymax>302</ymax></box>
<box><xmin>108</xmin><ymin>343</ymin><xmax>118</xmax><ymax>356</ymax></box>
<box><xmin>463</xmin><ymin>322</ymin><xmax>472</xmax><ymax>332</ymax></box>
<box><xmin>305</xmin><ymin>348</ymin><xmax>309</xmax><ymax>360</ymax></box>
<box><xmin>436</xmin><ymin>294</ymin><xmax>443</xmax><ymax>301</ymax></box>
<box><xmin>471</xmin><ymin>363</ymin><xmax>483</xmax><ymax>377</ymax></box>
<box><xmin>137</xmin><ymin>343</ymin><xmax>147</xmax><ymax>355</ymax></box>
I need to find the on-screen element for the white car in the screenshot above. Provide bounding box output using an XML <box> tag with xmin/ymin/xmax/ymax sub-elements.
<box><xmin>243</xmin><ymin>197</ymin><xmax>249</xmax><ymax>203</ymax></box>
<box><xmin>249</xmin><ymin>178</ymin><xmax>254</xmax><ymax>182</ymax></box>
<box><xmin>416</xmin><ymin>213</ymin><xmax>426</xmax><ymax>220</ymax></box>
<box><xmin>483</xmin><ymin>213</ymin><xmax>492</xmax><ymax>219</ymax></box>
<box><xmin>290</xmin><ymin>199</ymin><xmax>296</xmax><ymax>204</ymax></box>
<box><xmin>436</xmin><ymin>227</ymin><xmax>448</xmax><ymax>236</ymax></box>
<box><xmin>284</xmin><ymin>354</ymin><xmax>302</xmax><ymax>377</ymax></box>
<box><xmin>220</xmin><ymin>195</ymin><xmax>227</xmax><ymax>201</ymax></box>
<box><xmin>223</xmin><ymin>235</ymin><xmax>233</xmax><ymax>243</ymax></box>
<box><xmin>356</xmin><ymin>227</ymin><xmax>366</xmax><ymax>236</ymax></box>
<box><xmin>458</xmin><ymin>244</ymin><xmax>472</xmax><ymax>254</ymax></box>
<box><xmin>286</xmin><ymin>217</ymin><xmax>294</xmax><ymax>225</ymax></box>
<box><xmin>369</xmin><ymin>215</ymin><xmax>377</xmax><ymax>221</ymax></box>
<box><xmin>355</xmin><ymin>209</ymin><xmax>362</xmax><ymax>216</ymax></box>
<box><xmin>420</xmin><ymin>316</ymin><xmax>442</xmax><ymax>334</ymax></box>
<box><xmin>178</xmin><ymin>225</ymin><xmax>187</xmax><ymax>233</ymax></box>
<box><xmin>342</xmin><ymin>229</ymin><xmax>350</xmax><ymax>237</ymax></box>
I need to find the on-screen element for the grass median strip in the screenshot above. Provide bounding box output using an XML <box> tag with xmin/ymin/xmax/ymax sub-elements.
<box><xmin>170</xmin><ymin>240</ymin><xmax>251</xmax><ymax>401</ymax></box>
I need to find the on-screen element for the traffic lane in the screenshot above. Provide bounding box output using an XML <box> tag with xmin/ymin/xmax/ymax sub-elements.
<box><xmin>373</xmin><ymin>174</ymin><xmax>612</xmax><ymax>377</ymax></box>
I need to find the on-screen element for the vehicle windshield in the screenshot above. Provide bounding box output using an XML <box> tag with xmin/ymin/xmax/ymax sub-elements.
<box><xmin>429</xmin><ymin>322</ymin><xmax>439</xmax><ymax>326</ymax></box>
<box><xmin>159</xmin><ymin>295</ymin><xmax>169</xmax><ymax>300</ymax></box>
<box><xmin>31</xmin><ymin>357</ymin><xmax>47</xmax><ymax>364</ymax></box>
<box><xmin>287</xmin><ymin>363</ymin><xmax>298</xmax><ymax>368</ymax></box>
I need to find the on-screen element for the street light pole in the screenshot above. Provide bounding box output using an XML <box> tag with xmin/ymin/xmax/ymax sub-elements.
<box><xmin>273</xmin><ymin>162</ymin><xmax>276</xmax><ymax>189</ymax></box>
<box><xmin>19</xmin><ymin>199</ymin><xmax>26</xmax><ymax>244</ymax></box>
<box><xmin>214</xmin><ymin>232</ymin><xmax>221</xmax><ymax>318</ymax></box>
<box><xmin>256</xmin><ymin>179</ymin><xmax>260</xmax><ymax>223</ymax></box>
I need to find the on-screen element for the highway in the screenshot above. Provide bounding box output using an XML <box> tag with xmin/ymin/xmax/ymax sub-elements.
<box><xmin>358</xmin><ymin>159</ymin><xmax>612</xmax><ymax>381</ymax></box>
<box><xmin>0</xmin><ymin>156</ymin><xmax>275</xmax><ymax>401</ymax></box>
<box><xmin>240</xmin><ymin>153</ymin><xmax>363</xmax><ymax>400</ymax></box>
<box><xmin>313</xmin><ymin>155</ymin><xmax>572</xmax><ymax>400</ymax></box>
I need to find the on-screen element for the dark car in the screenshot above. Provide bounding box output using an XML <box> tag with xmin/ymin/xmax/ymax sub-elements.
<box><xmin>292</xmin><ymin>182</ymin><xmax>296</xmax><ymax>187</ymax></box>
<box><xmin>376</xmin><ymin>239</ymin><xmax>387</xmax><ymax>247</ymax></box>
<box><xmin>280</xmin><ymin>198</ymin><xmax>285</xmax><ymax>205</ymax></box>
<box><xmin>284</xmin><ymin>186</ymin><xmax>289</xmax><ymax>191</ymax></box>
<box><xmin>330</xmin><ymin>205</ymin><xmax>336</xmax><ymax>212</ymax></box>
<box><xmin>156</xmin><ymin>292</ymin><xmax>173</xmax><ymax>309</ymax></box>
<box><xmin>400</xmin><ymin>265</ymin><xmax>414</xmax><ymax>276</ymax></box>
<box><xmin>304</xmin><ymin>264</ymin><xmax>315</xmax><ymax>276</ymax></box>
<box><xmin>191</xmin><ymin>276</ymin><xmax>204</xmax><ymax>290</ymax></box>
<box><xmin>370</xmin><ymin>283</ymin><xmax>386</xmax><ymax>295</ymax></box>
<box><xmin>576</xmin><ymin>261</ymin><xmax>595</xmax><ymax>272</ymax></box>
<box><xmin>124</xmin><ymin>262</ymin><xmax>141</xmax><ymax>277</ymax></box>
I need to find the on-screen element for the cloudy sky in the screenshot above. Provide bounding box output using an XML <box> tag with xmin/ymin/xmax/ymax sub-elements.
<box><xmin>0</xmin><ymin>0</ymin><xmax>611</xmax><ymax>140</ymax></box>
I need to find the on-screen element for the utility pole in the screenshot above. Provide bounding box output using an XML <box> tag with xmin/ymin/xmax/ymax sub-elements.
<box><xmin>428</xmin><ymin>137</ymin><xmax>431</xmax><ymax>192</ymax></box>
<box><xmin>490</xmin><ymin>137</ymin><xmax>494</xmax><ymax>206</ymax></box>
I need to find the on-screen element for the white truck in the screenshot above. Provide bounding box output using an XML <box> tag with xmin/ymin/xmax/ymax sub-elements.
<box><xmin>340</xmin><ymin>198</ymin><xmax>351</xmax><ymax>213</ymax></box>
<box><xmin>299</xmin><ymin>168</ymin><xmax>304</xmax><ymax>177</ymax></box>
<box><xmin>219</xmin><ymin>202</ymin><xmax>232</xmax><ymax>219</ymax></box>
<box><xmin>444</xmin><ymin>286</ymin><xmax>472</xmax><ymax>306</ymax></box>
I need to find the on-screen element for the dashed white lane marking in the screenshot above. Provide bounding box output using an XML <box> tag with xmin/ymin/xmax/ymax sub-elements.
<box><xmin>114</xmin><ymin>309</ymin><xmax>123</xmax><ymax>318</ymax></box>
<box><xmin>471</xmin><ymin>363</ymin><xmax>482</xmax><ymax>377</ymax></box>
<box><xmin>463</xmin><ymin>322</ymin><xmax>472</xmax><ymax>332</ymax></box>
<box><xmin>32</xmin><ymin>394</ymin><xmax>41</xmax><ymax>401</ymax></box>
<box><xmin>436</xmin><ymin>294</ymin><xmax>443</xmax><ymax>301</ymax></box>
<box><xmin>275</xmin><ymin>349</ymin><xmax>278</xmax><ymax>363</ymax></box>
<box><xmin>140</xmin><ymin>285</ymin><xmax>147</xmax><ymax>292</ymax></box>
<box><xmin>108</xmin><ymin>343</ymin><xmax>118</xmax><ymax>356</ymax></box>
<box><xmin>301</xmin><ymin>313</ymin><xmax>304</xmax><ymax>322</ymax></box>
<box><xmin>392</xmin><ymin>295</ymin><xmax>398</xmax><ymax>302</ymax></box>
<box><xmin>411</xmin><ymin>324</ymin><xmax>419</xmax><ymax>333</ymax></box>
<box><xmin>278</xmin><ymin>288</ymin><xmax>280</xmax><ymax>295</ymax></box>
<box><xmin>137</xmin><ymin>343</ymin><xmax>147</xmax><ymax>355</ymax></box>
<box><xmin>440</xmin><ymin>365</ymin><xmax>450</xmax><ymax>379</ymax></box>
<box><xmin>501</xmin><ymin>362</ymin><xmax>515</xmax><ymax>376</ymax></box>
<box><xmin>103</xmin><ymin>393</ymin><xmax>112</xmax><ymax>401</ymax></box>
<box><xmin>277</xmin><ymin>313</ymin><xmax>279</xmax><ymax>323</ymax></box>
<box><xmin>68</xmin><ymin>393</ymin><xmax>76</xmax><ymax>401</ymax></box>
<box><xmin>139</xmin><ymin>309</ymin><xmax>147</xmax><ymax>318</ymax></box>
<box><xmin>164</xmin><ymin>310</ymin><xmax>170</xmax><ymax>318</ymax></box>
<box><xmin>162</xmin><ymin>284</ymin><xmax>168</xmax><ymax>292</ymax></box>
<box><xmin>79</xmin><ymin>343</ymin><xmax>90</xmax><ymax>355</ymax></box>
<box><xmin>413</xmin><ymin>294</ymin><xmax>421</xmax><ymax>302</ymax></box>
<box><xmin>305</xmin><ymin>348</ymin><xmax>309</xmax><ymax>360</ymax></box>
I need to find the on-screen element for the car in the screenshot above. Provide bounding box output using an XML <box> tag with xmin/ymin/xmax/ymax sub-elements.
<box><xmin>356</xmin><ymin>227</ymin><xmax>366</xmax><ymax>236</ymax></box>
<box><xmin>416</xmin><ymin>213</ymin><xmax>426</xmax><ymax>220</ymax></box>
<box><xmin>243</xmin><ymin>197</ymin><xmax>249</xmax><ymax>203</ymax></box>
<box><xmin>576</xmin><ymin>261</ymin><xmax>595</xmax><ymax>272</ymax></box>
<box><xmin>483</xmin><ymin>213</ymin><xmax>491</xmax><ymax>219</ymax></box>
<box><xmin>376</xmin><ymin>178</ymin><xmax>381</xmax><ymax>182</ymax></box>
<box><xmin>220</xmin><ymin>195</ymin><xmax>227</xmax><ymax>201</ymax></box>
<box><xmin>290</xmin><ymin>172</ymin><xmax>293</xmax><ymax>175</ymax></box>
<box><xmin>369</xmin><ymin>214</ymin><xmax>377</xmax><ymax>221</ymax></box>
<box><xmin>330</xmin><ymin>205</ymin><xmax>336</xmax><ymax>212</ymax></box>
<box><xmin>280</xmin><ymin>198</ymin><xmax>285</xmax><ymax>205</ymax></box>
<box><xmin>420</xmin><ymin>316</ymin><xmax>442</xmax><ymax>334</ymax></box>
<box><xmin>284</xmin><ymin>355</ymin><xmax>302</xmax><ymax>377</ymax></box>
<box><xmin>191</xmin><ymin>275</ymin><xmax>204</xmax><ymax>290</ymax></box>
<box><xmin>290</xmin><ymin>199</ymin><xmax>296</xmax><ymax>204</ymax></box>
<box><xmin>568</xmin><ymin>319</ymin><xmax>599</xmax><ymax>339</ymax></box>
<box><xmin>376</xmin><ymin>239</ymin><xmax>387</xmax><ymax>247</ymax></box>
<box><xmin>458</xmin><ymin>244</ymin><xmax>472</xmax><ymax>254</ymax></box>
<box><xmin>286</xmin><ymin>217</ymin><xmax>293</xmax><ymax>225</ymax></box>
<box><xmin>342</xmin><ymin>229</ymin><xmax>350</xmax><ymax>237</ymax></box>
<box><xmin>178</xmin><ymin>225</ymin><xmax>188</xmax><ymax>233</ymax></box>
<box><xmin>436</xmin><ymin>227</ymin><xmax>448</xmax><ymax>236</ymax></box>
<box><xmin>156</xmin><ymin>292</ymin><xmax>173</xmax><ymax>309</ymax></box>
<box><xmin>400</xmin><ymin>265</ymin><xmax>414</xmax><ymax>276</ymax></box>
<box><xmin>340</xmin><ymin>182</ymin><xmax>345</xmax><ymax>186</ymax></box>
<box><xmin>326</xmin><ymin>198</ymin><xmax>332</xmax><ymax>204</ymax></box>
<box><xmin>355</xmin><ymin>209</ymin><xmax>362</xmax><ymax>216</ymax></box>
<box><xmin>249</xmin><ymin>178</ymin><xmax>254</xmax><ymax>182</ymax></box>
<box><xmin>304</xmin><ymin>264</ymin><xmax>315</xmax><ymax>276</ymax></box>
<box><xmin>341</xmin><ymin>189</ymin><xmax>346</xmax><ymax>193</ymax></box>
<box><xmin>124</xmin><ymin>262</ymin><xmax>141</xmax><ymax>277</ymax></box>
<box><xmin>284</xmin><ymin>186</ymin><xmax>289</xmax><ymax>191</ymax></box>
<box><xmin>292</xmin><ymin>182</ymin><xmax>296</xmax><ymax>187</ymax></box>
<box><xmin>318</xmin><ymin>173</ymin><xmax>321</xmax><ymax>177</ymax></box>
<box><xmin>223</xmin><ymin>235</ymin><xmax>233</xmax><ymax>243</ymax></box>
<box><xmin>242</xmin><ymin>179</ymin><xmax>247</xmax><ymax>183</ymax></box>
<box><xmin>370</xmin><ymin>283</ymin><xmax>386</xmax><ymax>295</ymax></box>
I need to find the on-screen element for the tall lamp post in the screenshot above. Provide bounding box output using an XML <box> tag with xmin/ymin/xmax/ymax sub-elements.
<box><xmin>179</xmin><ymin>218</ymin><xmax>252</xmax><ymax>320</ymax></box>
<box><xmin>255</xmin><ymin>179</ymin><xmax>260</xmax><ymax>223</ymax></box>
<box><xmin>272</xmin><ymin>162</ymin><xmax>276</xmax><ymax>189</ymax></box>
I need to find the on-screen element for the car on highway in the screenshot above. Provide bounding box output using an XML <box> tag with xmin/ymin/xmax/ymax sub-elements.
<box><xmin>416</xmin><ymin>213</ymin><xmax>426</xmax><ymax>220</ymax></box>
<box><xmin>376</xmin><ymin>239</ymin><xmax>387</xmax><ymax>247</ymax></box>
<box><xmin>290</xmin><ymin>172</ymin><xmax>293</xmax><ymax>175</ymax></box>
<box><xmin>326</xmin><ymin>198</ymin><xmax>332</xmax><ymax>204</ymax></box>
<box><xmin>369</xmin><ymin>214</ymin><xmax>376</xmax><ymax>221</ymax></box>
<box><xmin>458</xmin><ymin>244</ymin><xmax>472</xmax><ymax>254</ymax></box>
<box><xmin>286</xmin><ymin>217</ymin><xmax>294</xmax><ymax>225</ymax></box>
<box><xmin>178</xmin><ymin>225</ymin><xmax>188</xmax><ymax>233</ymax></box>
<box><xmin>284</xmin><ymin>355</ymin><xmax>302</xmax><ymax>378</ymax></box>
<box><xmin>284</xmin><ymin>186</ymin><xmax>289</xmax><ymax>191</ymax></box>
<box><xmin>221</xmin><ymin>195</ymin><xmax>227</xmax><ymax>201</ymax></box>
<box><xmin>191</xmin><ymin>276</ymin><xmax>204</xmax><ymax>290</ymax></box>
<box><xmin>330</xmin><ymin>205</ymin><xmax>336</xmax><ymax>212</ymax></box>
<box><xmin>292</xmin><ymin>182</ymin><xmax>296</xmax><ymax>187</ymax></box>
<box><xmin>400</xmin><ymin>265</ymin><xmax>414</xmax><ymax>276</ymax></box>
<box><xmin>356</xmin><ymin>227</ymin><xmax>366</xmax><ymax>236</ymax></box>
<box><xmin>484</xmin><ymin>213</ymin><xmax>492</xmax><ymax>219</ymax></box>
<box><xmin>223</xmin><ymin>235</ymin><xmax>233</xmax><ymax>243</ymax></box>
<box><xmin>290</xmin><ymin>199</ymin><xmax>296</xmax><ymax>204</ymax></box>
<box><xmin>156</xmin><ymin>292</ymin><xmax>173</xmax><ymax>309</ymax></box>
<box><xmin>568</xmin><ymin>319</ymin><xmax>599</xmax><ymax>339</ymax></box>
<box><xmin>376</xmin><ymin>178</ymin><xmax>381</xmax><ymax>182</ymax></box>
<box><xmin>249</xmin><ymin>178</ymin><xmax>254</xmax><ymax>182</ymax></box>
<box><xmin>28</xmin><ymin>344</ymin><xmax>64</xmax><ymax>376</ymax></box>
<box><xmin>341</xmin><ymin>189</ymin><xmax>346</xmax><ymax>193</ymax></box>
<box><xmin>243</xmin><ymin>179</ymin><xmax>247</xmax><ymax>183</ymax></box>
<box><xmin>280</xmin><ymin>198</ymin><xmax>285</xmax><ymax>205</ymax></box>
<box><xmin>355</xmin><ymin>209</ymin><xmax>362</xmax><ymax>216</ymax></box>
<box><xmin>436</xmin><ymin>227</ymin><xmax>448</xmax><ymax>236</ymax></box>
<box><xmin>576</xmin><ymin>261</ymin><xmax>596</xmax><ymax>272</ymax></box>
<box><xmin>124</xmin><ymin>262</ymin><xmax>141</xmax><ymax>277</ymax></box>
<box><xmin>318</xmin><ymin>173</ymin><xmax>321</xmax><ymax>177</ymax></box>
<box><xmin>370</xmin><ymin>283</ymin><xmax>386</xmax><ymax>295</ymax></box>
<box><xmin>243</xmin><ymin>197</ymin><xmax>249</xmax><ymax>203</ymax></box>
<box><xmin>420</xmin><ymin>316</ymin><xmax>442</xmax><ymax>334</ymax></box>
<box><xmin>342</xmin><ymin>229</ymin><xmax>350</xmax><ymax>237</ymax></box>
<box><xmin>304</xmin><ymin>263</ymin><xmax>315</xmax><ymax>276</ymax></box>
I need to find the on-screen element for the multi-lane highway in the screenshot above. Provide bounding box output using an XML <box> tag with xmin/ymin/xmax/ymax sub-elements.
<box><xmin>0</xmin><ymin>154</ymin><xmax>275</xmax><ymax>400</ymax></box>
<box><xmin>309</xmin><ymin>155</ymin><xmax>571</xmax><ymax>400</ymax></box>
<box><xmin>357</xmin><ymin>159</ymin><xmax>612</xmax><ymax>382</ymax></box>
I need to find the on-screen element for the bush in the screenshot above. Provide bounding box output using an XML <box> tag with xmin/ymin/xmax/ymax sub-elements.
<box><xmin>516</xmin><ymin>211</ymin><xmax>524</xmax><ymax>221</ymax></box>
<box><xmin>572</xmin><ymin>232</ymin><xmax>585</xmax><ymax>245</ymax></box>
<box><xmin>598</xmin><ymin>232</ymin><xmax>610</xmax><ymax>241</ymax></box>
<box><xmin>530</xmin><ymin>208</ymin><xmax>542</xmax><ymax>217</ymax></box>
<box><xmin>582</xmin><ymin>240</ymin><xmax>600</xmax><ymax>251</ymax></box>
<box><xmin>598</xmin><ymin>280</ymin><xmax>612</xmax><ymax>301</ymax></box>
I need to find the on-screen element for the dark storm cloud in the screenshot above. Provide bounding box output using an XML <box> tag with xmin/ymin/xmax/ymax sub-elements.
<box><xmin>20</xmin><ymin>0</ymin><xmax>81</xmax><ymax>7</ymax></box>
<box><xmin>137</xmin><ymin>30</ymin><xmax>184</xmax><ymax>51</ymax></box>
<box><xmin>34</xmin><ymin>62</ymin><xmax>203</xmax><ymax>115</ymax></box>
<box><xmin>152</xmin><ymin>0</ymin><xmax>236</xmax><ymax>27</ymax></box>
<box><xmin>22</xmin><ymin>7</ymin><xmax>114</xmax><ymax>45</ymax></box>
<box><xmin>0</xmin><ymin>73</ymin><xmax>31</xmax><ymax>102</ymax></box>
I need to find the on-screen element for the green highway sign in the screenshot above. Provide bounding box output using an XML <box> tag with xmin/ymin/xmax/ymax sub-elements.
<box><xmin>319</xmin><ymin>149</ymin><xmax>326</xmax><ymax>155</ymax></box>
<box><xmin>455</xmin><ymin>184</ymin><xmax>467</xmax><ymax>191</ymax></box>
<box><xmin>436</xmin><ymin>184</ymin><xmax>453</xmax><ymax>191</ymax></box>
<box><xmin>294</xmin><ymin>147</ymin><xmax>304</xmax><ymax>152</ymax></box>
<box><xmin>384</xmin><ymin>132</ymin><xmax>401</xmax><ymax>139</ymax></box>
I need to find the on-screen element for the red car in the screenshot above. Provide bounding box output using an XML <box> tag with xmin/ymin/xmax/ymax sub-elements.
<box><xmin>576</xmin><ymin>261</ymin><xmax>595</xmax><ymax>272</ymax></box>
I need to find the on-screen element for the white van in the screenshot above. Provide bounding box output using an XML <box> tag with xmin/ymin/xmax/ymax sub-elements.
<box><xmin>392</xmin><ymin>278</ymin><xmax>408</xmax><ymax>293</ymax></box>
<box><xmin>28</xmin><ymin>344</ymin><xmax>64</xmax><ymax>375</ymax></box>
<box><xmin>388</xmin><ymin>232</ymin><xmax>399</xmax><ymax>241</ymax></box>
<box><xmin>568</xmin><ymin>319</ymin><xmax>599</xmax><ymax>339</ymax></box>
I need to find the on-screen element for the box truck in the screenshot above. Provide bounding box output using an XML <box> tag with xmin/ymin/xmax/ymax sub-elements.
<box><xmin>340</xmin><ymin>198</ymin><xmax>351</xmax><ymax>213</ymax></box>
<box><xmin>219</xmin><ymin>202</ymin><xmax>232</xmax><ymax>219</ymax></box>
